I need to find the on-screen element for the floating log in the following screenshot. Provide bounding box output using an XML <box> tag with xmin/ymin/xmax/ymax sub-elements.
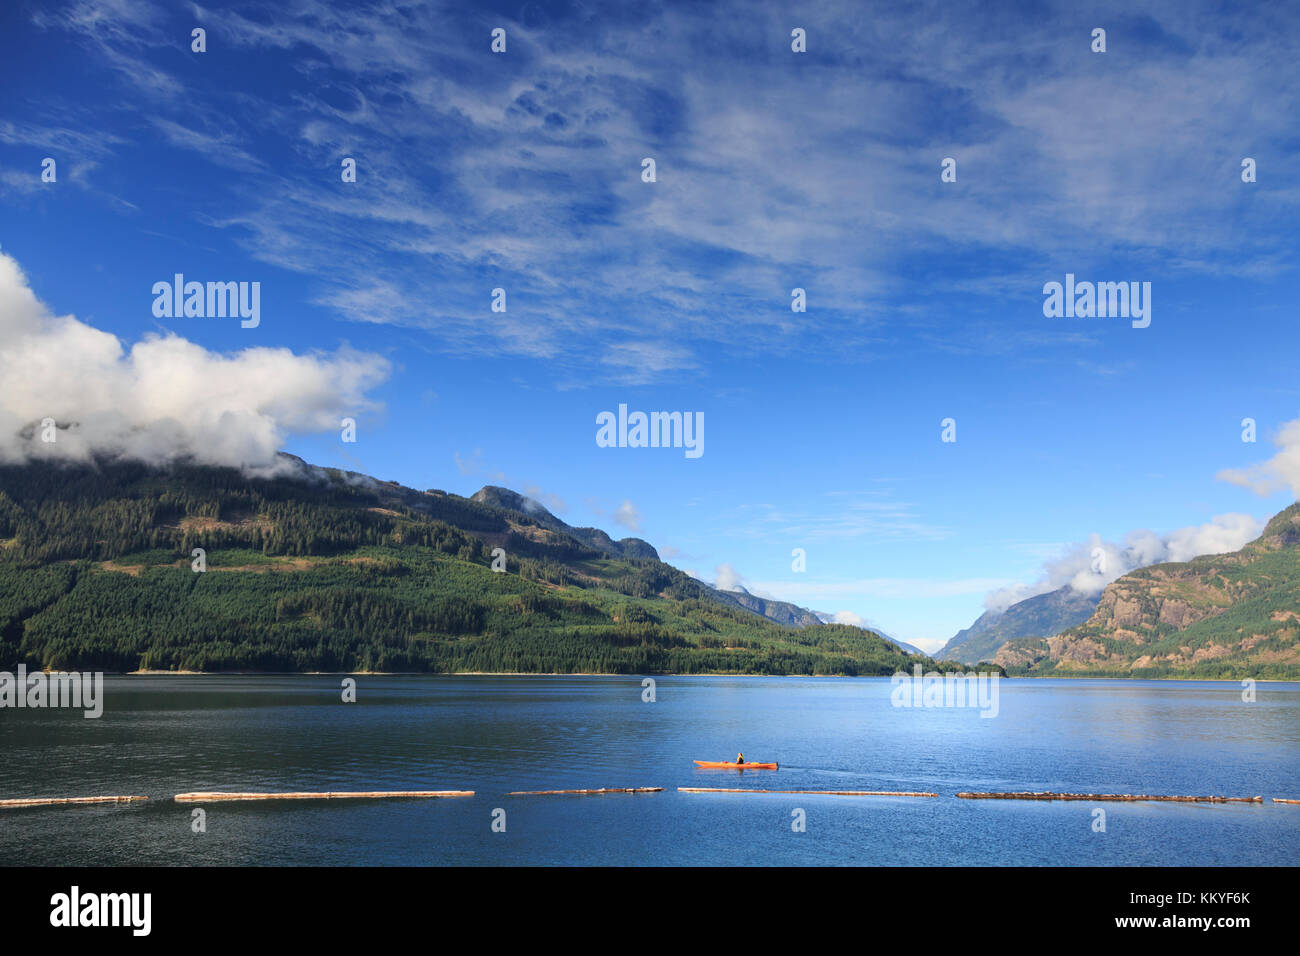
<box><xmin>956</xmin><ymin>791</ymin><xmax>1262</xmax><ymax>803</ymax></box>
<box><xmin>172</xmin><ymin>790</ymin><xmax>473</xmax><ymax>802</ymax></box>
<box><xmin>507</xmin><ymin>787</ymin><xmax>663</xmax><ymax>795</ymax></box>
<box><xmin>678</xmin><ymin>788</ymin><xmax>937</xmax><ymax>797</ymax></box>
<box><xmin>1273</xmin><ymin>798</ymin><xmax>1300</xmax><ymax>805</ymax></box>
<box><xmin>0</xmin><ymin>795</ymin><xmax>148</xmax><ymax>809</ymax></box>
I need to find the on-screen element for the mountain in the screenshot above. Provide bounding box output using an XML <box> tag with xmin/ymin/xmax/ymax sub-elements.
<box><xmin>939</xmin><ymin>586</ymin><xmax>1099</xmax><ymax>664</ymax></box>
<box><xmin>714</xmin><ymin>586</ymin><xmax>823</xmax><ymax>628</ymax></box>
<box><xmin>995</xmin><ymin>503</ymin><xmax>1300</xmax><ymax>678</ymax></box>
<box><xmin>872</xmin><ymin>631</ymin><xmax>925</xmax><ymax>657</ymax></box>
<box><xmin>0</xmin><ymin>455</ymin><xmax>958</xmax><ymax>676</ymax></box>
<box><xmin>469</xmin><ymin>486</ymin><xmax>659</xmax><ymax>560</ymax></box>
<box><xmin>811</xmin><ymin>614</ymin><xmax>925</xmax><ymax>656</ymax></box>
<box><xmin>468</xmin><ymin>487</ymin><xmax>834</xmax><ymax>631</ymax></box>
<box><xmin>940</xmin><ymin>609</ymin><xmax>1002</xmax><ymax>663</ymax></box>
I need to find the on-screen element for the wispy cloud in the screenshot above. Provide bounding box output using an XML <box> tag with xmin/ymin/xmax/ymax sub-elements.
<box><xmin>20</xmin><ymin>0</ymin><xmax>1299</xmax><ymax>383</ymax></box>
<box><xmin>149</xmin><ymin>118</ymin><xmax>266</xmax><ymax>173</ymax></box>
<box><xmin>613</xmin><ymin>499</ymin><xmax>641</xmax><ymax>532</ymax></box>
<box><xmin>1217</xmin><ymin>416</ymin><xmax>1300</xmax><ymax>499</ymax></box>
<box><xmin>748</xmin><ymin>576</ymin><xmax>1016</xmax><ymax>603</ymax></box>
<box><xmin>725</xmin><ymin>493</ymin><xmax>950</xmax><ymax>542</ymax></box>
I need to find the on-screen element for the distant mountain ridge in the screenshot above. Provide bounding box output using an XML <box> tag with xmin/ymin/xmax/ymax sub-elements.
<box><xmin>941</xmin><ymin>608</ymin><xmax>1001</xmax><ymax>662</ymax></box>
<box><xmin>715</xmin><ymin>585</ymin><xmax>823</xmax><ymax>628</ymax></box>
<box><xmin>939</xmin><ymin>586</ymin><xmax>1099</xmax><ymax>664</ymax></box>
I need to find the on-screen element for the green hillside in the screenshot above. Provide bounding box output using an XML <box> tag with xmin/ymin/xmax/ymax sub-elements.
<box><xmin>0</xmin><ymin>456</ymin><xmax>956</xmax><ymax>676</ymax></box>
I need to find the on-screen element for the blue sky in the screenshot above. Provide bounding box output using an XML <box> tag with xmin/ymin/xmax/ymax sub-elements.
<box><xmin>2</xmin><ymin>0</ymin><xmax>1299</xmax><ymax>651</ymax></box>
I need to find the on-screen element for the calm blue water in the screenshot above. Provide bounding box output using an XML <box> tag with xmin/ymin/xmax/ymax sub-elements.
<box><xmin>1</xmin><ymin>675</ymin><xmax>1297</xmax><ymax>865</ymax></box>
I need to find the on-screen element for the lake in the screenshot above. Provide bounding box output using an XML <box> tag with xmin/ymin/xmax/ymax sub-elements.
<box><xmin>1</xmin><ymin>675</ymin><xmax>1297</xmax><ymax>866</ymax></box>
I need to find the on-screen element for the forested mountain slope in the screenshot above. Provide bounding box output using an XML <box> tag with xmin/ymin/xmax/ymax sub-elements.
<box><xmin>0</xmin><ymin>456</ymin><xmax>952</xmax><ymax>676</ymax></box>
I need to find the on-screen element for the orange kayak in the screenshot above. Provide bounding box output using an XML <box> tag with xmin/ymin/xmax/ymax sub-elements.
<box><xmin>694</xmin><ymin>760</ymin><xmax>778</xmax><ymax>770</ymax></box>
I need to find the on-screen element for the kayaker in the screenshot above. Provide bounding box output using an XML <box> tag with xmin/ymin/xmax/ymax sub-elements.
<box><xmin>736</xmin><ymin>752</ymin><xmax>744</xmax><ymax>765</ymax></box>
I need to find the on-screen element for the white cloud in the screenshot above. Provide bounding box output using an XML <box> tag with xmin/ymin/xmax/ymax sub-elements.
<box><xmin>453</xmin><ymin>449</ymin><xmax>483</xmax><ymax>476</ymax></box>
<box><xmin>521</xmin><ymin>483</ymin><xmax>568</xmax><ymax>516</ymax></box>
<box><xmin>713</xmin><ymin>562</ymin><xmax>745</xmax><ymax>592</ymax></box>
<box><xmin>613</xmin><ymin>499</ymin><xmax>641</xmax><ymax>532</ymax></box>
<box><xmin>149</xmin><ymin>118</ymin><xmax>265</xmax><ymax>172</ymax></box>
<box><xmin>1217</xmin><ymin>418</ymin><xmax>1300</xmax><ymax>500</ymax></box>
<box><xmin>0</xmin><ymin>252</ymin><xmax>389</xmax><ymax>471</ymax></box>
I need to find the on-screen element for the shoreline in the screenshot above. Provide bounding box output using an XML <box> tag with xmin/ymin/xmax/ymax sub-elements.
<box><xmin>114</xmin><ymin>669</ymin><xmax>1292</xmax><ymax>682</ymax></box>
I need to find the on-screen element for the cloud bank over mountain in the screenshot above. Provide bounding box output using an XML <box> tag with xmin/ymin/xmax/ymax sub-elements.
<box><xmin>0</xmin><ymin>252</ymin><xmax>389</xmax><ymax>471</ymax></box>
<box><xmin>984</xmin><ymin>512</ymin><xmax>1266</xmax><ymax>612</ymax></box>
